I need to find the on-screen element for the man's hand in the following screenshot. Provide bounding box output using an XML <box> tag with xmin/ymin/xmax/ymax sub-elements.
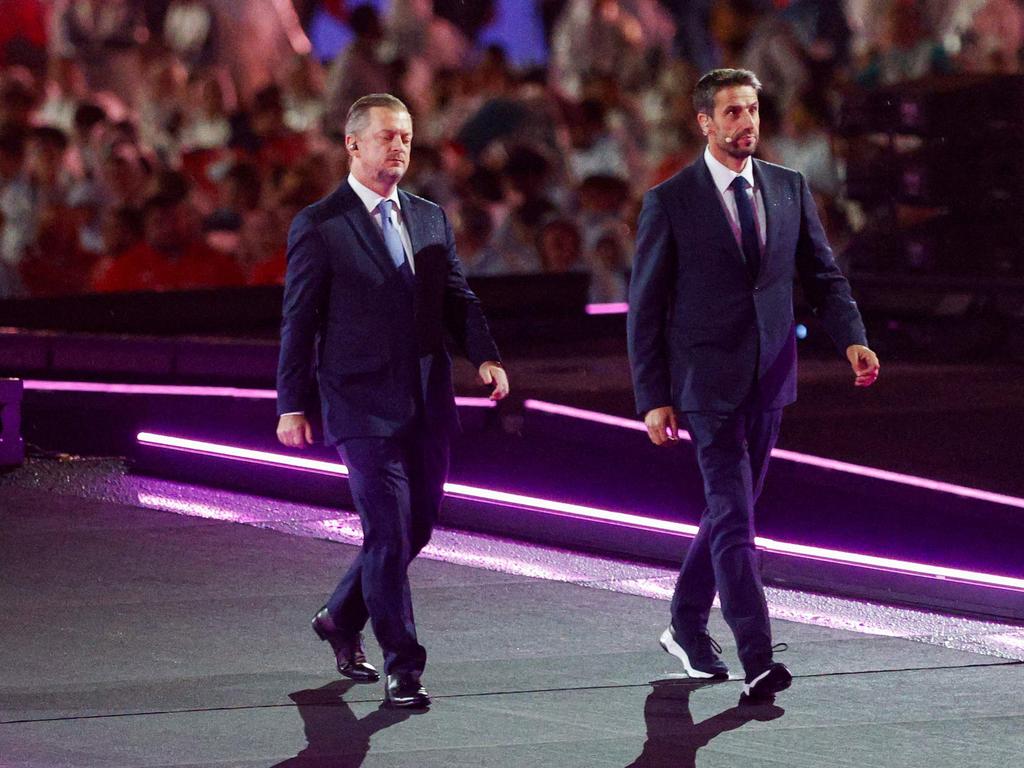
<box><xmin>277</xmin><ymin>413</ymin><xmax>314</xmax><ymax>448</ymax></box>
<box><xmin>846</xmin><ymin>344</ymin><xmax>880</xmax><ymax>387</ymax></box>
<box><xmin>478</xmin><ymin>361</ymin><xmax>509</xmax><ymax>401</ymax></box>
<box><xmin>644</xmin><ymin>406</ymin><xmax>679</xmax><ymax>446</ymax></box>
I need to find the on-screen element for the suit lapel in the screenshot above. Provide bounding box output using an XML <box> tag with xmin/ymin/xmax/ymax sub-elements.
<box><xmin>336</xmin><ymin>181</ymin><xmax>395</xmax><ymax>279</ymax></box>
<box><xmin>398</xmin><ymin>190</ymin><xmax>425</xmax><ymax>260</ymax></box>
<box><xmin>752</xmin><ymin>159</ymin><xmax>778</xmax><ymax>278</ymax></box>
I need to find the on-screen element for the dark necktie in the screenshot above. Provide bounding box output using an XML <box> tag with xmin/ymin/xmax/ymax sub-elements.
<box><xmin>730</xmin><ymin>175</ymin><xmax>760</xmax><ymax>281</ymax></box>
<box><xmin>378</xmin><ymin>199</ymin><xmax>408</xmax><ymax>271</ymax></box>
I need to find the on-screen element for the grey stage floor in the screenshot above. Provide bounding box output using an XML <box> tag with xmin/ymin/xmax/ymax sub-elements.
<box><xmin>2</xmin><ymin>480</ymin><xmax>1023</xmax><ymax>767</ymax></box>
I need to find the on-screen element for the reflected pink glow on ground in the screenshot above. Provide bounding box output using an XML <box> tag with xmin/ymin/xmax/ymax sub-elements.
<box><xmin>136</xmin><ymin>431</ymin><xmax>1024</xmax><ymax>592</ymax></box>
<box><xmin>523</xmin><ymin>399</ymin><xmax>1024</xmax><ymax>510</ymax></box>
<box><xmin>136</xmin><ymin>492</ymin><xmax>245</xmax><ymax>522</ymax></box>
<box><xmin>24</xmin><ymin>380</ymin><xmax>495</xmax><ymax>407</ymax></box>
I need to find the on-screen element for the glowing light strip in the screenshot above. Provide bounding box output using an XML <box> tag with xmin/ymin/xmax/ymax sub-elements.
<box><xmin>135</xmin><ymin>431</ymin><xmax>692</xmax><ymax>536</ymax></box>
<box><xmin>585</xmin><ymin>302</ymin><xmax>629</xmax><ymax>315</ymax></box>
<box><xmin>136</xmin><ymin>431</ymin><xmax>1024</xmax><ymax>592</ymax></box>
<box><xmin>24</xmin><ymin>380</ymin><xmax>495</xmax><ymax>408</ymax></box>
<box><xmin>138</xmin><ymin>432</ymin><xmax>349</xmax><ymax>476</ymax></box>
<box><xmin>523</xmin><ymin>399</ymin><xmax>1024</xmax><ymax>510</ymax></box>
<box><xmin>26</xmin><ymin>380</ymin><xmax>279</xmax><ymax>399</ymax></box>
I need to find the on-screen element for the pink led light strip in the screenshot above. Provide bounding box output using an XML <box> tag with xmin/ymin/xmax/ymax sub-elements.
<box><xmin>136</xmin><ymin>431</ymin><xmax>1024</xmax><ymax>592</ymax></box>
<box><xmin>24</xmin><ymin>380</ymin><xmax>495</xmax><ymax>408</ymax></box>
<box><xmin>523</xmin><ymin>399</ymin><xmax>1024</xmax><ymax>511</ymax></box>
<box><xmin>585</xmin><ymin>302</ymin><xmax>629</xmax><ymax>316</ymax></box>
<box><xmin>135</xmin><ymin>431</ymin><xmax>693</xmax><ymax>536</ymax></box>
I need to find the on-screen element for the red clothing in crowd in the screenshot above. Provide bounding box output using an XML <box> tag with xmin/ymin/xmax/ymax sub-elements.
<box><xmin>92</xmin><ymin>240</ymin><xmax>244</xmax><ymax>293</ymax></box>
<box><xmin>247</xmin><ymin>245</ymin><xmax>286</xmax><ymax>286</ymax></box>
<box><xmin>0</xmin><ymin>0</ymin><xmax>47</xmax><ymax>66</ymax></box>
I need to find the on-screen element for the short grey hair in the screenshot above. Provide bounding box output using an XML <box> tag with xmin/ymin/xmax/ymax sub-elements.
<box><xmin>692</xmin><ymin>69</ymin><xmax>762</xmax><ymax>116</ymax></box>
<box><xmin>345</xmin><ymin>93</ymin><xmax>411</xmax><ymax>138</ymax></box>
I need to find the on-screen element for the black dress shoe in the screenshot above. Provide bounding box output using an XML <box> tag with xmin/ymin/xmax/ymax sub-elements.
<box><xmin>311</xmin><ymin>607</ymin><xmax>380</xmax><ymax>682</ymax></box>
<box><xmin>384</xmin><ymin>674</ymin><xmax>430</xmax><ymax>709</ymax></box>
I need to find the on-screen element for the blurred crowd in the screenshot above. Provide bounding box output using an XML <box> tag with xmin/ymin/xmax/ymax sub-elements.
<box><xmin>1</xmin><ymin>0</ymin><xmax>1022</xmax><ymax>300</ymax></box>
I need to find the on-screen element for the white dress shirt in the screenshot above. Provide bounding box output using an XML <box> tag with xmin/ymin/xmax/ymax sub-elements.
<box><xmin>348</xmin><ymin>172</ymin><xmax>415</xmax><ymax>273</ymax></box>
<box><xmin>703</xmin><ymin>146</ymin><xmax>766</xmax><ymax>252</ymax></box>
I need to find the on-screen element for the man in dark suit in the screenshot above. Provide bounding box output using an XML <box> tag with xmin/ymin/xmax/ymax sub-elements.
<box><xmin>627</xmin><ymin>69</ymin><xmax>879</xmax><ymax>700</ymax></box>
<box><xmin>276</xmin><ymin>93</ymin><xmax>509</xmax><ymax>709</ymax></box>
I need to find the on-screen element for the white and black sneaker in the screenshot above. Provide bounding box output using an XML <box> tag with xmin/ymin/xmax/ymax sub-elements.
<box><xmin>742</xmin><ymin>662</ymin><xmax>792</xmax><ymax>700</ymax></box>
<box><xmin>660</xmin><ymin>625</ymin><xmax>729</xmax><ymax>680</ymax></box>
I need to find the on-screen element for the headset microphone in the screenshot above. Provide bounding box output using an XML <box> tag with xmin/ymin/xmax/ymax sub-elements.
<box><xmin>724</xmin><ymin>135</ymin><xmax>733</xmax><ymax>143</ymax></box>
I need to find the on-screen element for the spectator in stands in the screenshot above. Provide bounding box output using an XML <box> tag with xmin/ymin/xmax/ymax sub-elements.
<box><xmin>92</xmin><ymin>177</ymin><xmax>243</xmax><ymax>293</ymax></box>
<box><xmin>577</xmin><ymin>174</ymin><xmax>633</xmax><ymax>303</ymax></box>
<box><xmin>323</xmin><ymin>4</ymin><xmax>393</xmax><ymax>139</ymax></box>
<box><xmin>452</xmin><ymin>201</ymin><xmax>498</xmax><ymax>276</ymax></box>
<box><xmin>137</xmin><ymin>54</ymin><xmax>190</xmax><ymax>161</ymax></box>
<box><xmin>0</xmin><ymin>123</ymin><xmax>33</xmax><ymax>297</ymax></box>
<box><xmin>99</xmin><ymin>140</ymin><xmax>152</xmax><ymax>210</ymax></box>
<box><xmin>771</xmin><ymin>97</ymin><xmax>840</xmax><ymax>200</ymax></box>
<box><xmin>281</xmin><ymin>55</ymin><xmax>326</xmax><ymax>134</ymax></box>
<box><xmin>0</xmin><ymin>71</ymin><xmax>38</xmax><ymax>128</ymax></box>
<box><xmin>568</xmin><ymin>97</ymin><xmax>631</xmax><ymax>183</ymax></box>
<box><xmin>179</xmin><ymin>72</ymin><xmax>234</xmax><ymax>152</ymax></box>
<box><xmin>52</xmin><ymin>0</ymin><xmax>149</xmax><ymax>105</ymax></box>
<box><xmin>20</xmin><ymin>130</ymin><xmax>102</xmax><ymax>297</ymax></box>
<box><xmin>537</xmin><ymin>216</ymin><xmax>584</xmax><ymax>274</ymax></box>
<box><xmin>36</xmin><ymin>57</ymin><xmax>88</xmax><ymax>133</ymax></box>
<box><xmin>958</xmin><ymin>0</ymin><xmax>1024</xmax><ymax>74</ymax></box>
<box><xmin>162</xmin><ymin>0</ymin><xmax>221</xmax><ymax>73</ymax></box>
<box><xmin>550</xmin><ymin>0</ymin><xmax>652</xmax><ymax>100</ymax></box>
<box><xmin>67</xmin><ymin>101</ymin><xmax>109</xmax><ymax>182</ymax></box>
<box><xmin>0</xmin><ymin>0</ymin><xmax>48</xmax><ymax>74</ymax></box>
<box><xmin>855</xmin><ymin>0</ymin><xmax>953</xmax><ymax>86</ymax></box>
<box><xmin>386</xmin><ymin>0</ymin><xmax>471</xmax><ymax>117</ymax></box>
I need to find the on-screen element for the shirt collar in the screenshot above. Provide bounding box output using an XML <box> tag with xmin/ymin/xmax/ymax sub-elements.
<box><xmin>348</xmin><ymin>173</ymin><xmax>401</xmax><ymax>215</ymax></box>
<box><xmin>704</xmin><ymin>146</ymin><xmax>755</xmax><ymax>194</ymax></box>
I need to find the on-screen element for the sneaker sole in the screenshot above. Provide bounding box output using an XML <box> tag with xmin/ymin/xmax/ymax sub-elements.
<box><xmin>659</xmin><ymin>628</ymin><xmax>728</xmax><ymax>680</ymax></box>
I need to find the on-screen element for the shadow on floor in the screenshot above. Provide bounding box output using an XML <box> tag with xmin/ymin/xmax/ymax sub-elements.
<box><xmin>626</xmin><ymin>679</ymin><xmax>785</xmax><ymax>767</ymax></box>
<box><xmin>270</xmin><ymin>679</ymin><xmax>415</xmax><ymax>767</ymax></box>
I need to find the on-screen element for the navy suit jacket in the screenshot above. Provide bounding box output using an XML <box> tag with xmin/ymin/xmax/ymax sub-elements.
<box><xmin>628</xmin><ymin>157</ymin><xmax>867</xmax><ymax>415</ymax></box>
<box><xmin>277</xmin><ymin>181</ymin><xmax>500</xmax><ymax>443</ymax></box>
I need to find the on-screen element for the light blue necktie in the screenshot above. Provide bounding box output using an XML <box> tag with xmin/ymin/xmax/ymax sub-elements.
<box><xmin>378</xmin><ymin>199</ymin><xmax>408</xmax><ymax>271</ymax></box>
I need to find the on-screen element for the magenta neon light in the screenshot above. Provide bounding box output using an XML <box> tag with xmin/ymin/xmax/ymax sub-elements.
<box><xmin>523</xmin><ymin>399</ymin><xmax>1024</xmax><ymax>511</ymax></box>
<box><xmin>524</xmin><ymin>398</ymin><xmax>691</xmax><ymax>439</ymax></box>
<box><xmin>24</xmin><ymin>380</ymin><xmax>495</xmax><ymax>408</ymax></box>
<box><xmin>585</xmin><ymin>302</ymin><xmax>629</xmax><ymax>316</ymax></box>
<box><xmin>135</xmin><ymin>431</ymin><xmax>692</xmax><ymax>536</ymax></box>
<box><xmin>136</xmin><ymin>431</ymin><xmax>1024</xmax><ymax>592</ymax></box>
<box><xmin>26</xmin><ymin>380</ymin><xmax>279</xmax><ymax>399</ymax></box>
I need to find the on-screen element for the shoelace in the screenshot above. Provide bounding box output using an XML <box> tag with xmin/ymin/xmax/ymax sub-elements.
<box><xmin>699</xmin><ymin>632</ymin><xmax>723</xmax><ymax>654</ymax></box>
<box><xmin>772</xmin><ymin>642</ymin><xmax>789</xmax><ymax>653</ymax></box>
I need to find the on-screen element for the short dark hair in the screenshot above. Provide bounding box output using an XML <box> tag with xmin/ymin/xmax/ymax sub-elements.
<box><xmin>692</xmin><ymin>69</ymin><xmax>762</xmax><ymax>116</ymax></box>
<box><xmin>345</xmin><ymin>93</ymin><xmax>410</xmax><ymax>138</ymax></box>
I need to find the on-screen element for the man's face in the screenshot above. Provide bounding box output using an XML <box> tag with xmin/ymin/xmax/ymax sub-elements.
<box><xmin>702</xmin><ymin>84</ymin><xmax>760</xmax><ymax>160</ymax></box>
<box><xmin>347</xmin><ymin>107</ymin><xmax>413</xmax><ymax>189</ymax></box>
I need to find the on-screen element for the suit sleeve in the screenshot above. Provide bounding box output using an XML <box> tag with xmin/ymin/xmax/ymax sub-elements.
<box><xmin>276</xmin><ymin>210</ymin><xmax>330</xmax><ymax>416</ymax></box>
<box><xmin>627</xmin><ymin>189</ymin><xmax>676</xmax><ymax>416</ymax></box>
<box><xmin>793</xmin><ymin>173</ymin><xmax>868</xmax><ymax>354</ymax></box>
<box><xmin>439</xmin><ymin>207</ymin><xmax>501</xmax><ymax>366</ymax></box>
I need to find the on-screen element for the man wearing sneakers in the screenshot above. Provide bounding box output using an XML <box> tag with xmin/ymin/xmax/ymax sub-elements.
<box><xmin>627</xmin><ymin>69</ymin><xmax>879</xmax><ymax>699</ymax></box>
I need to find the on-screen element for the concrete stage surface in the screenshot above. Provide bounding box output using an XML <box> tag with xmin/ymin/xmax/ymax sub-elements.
<box><xmin>2</xmin><ymin>461</ymin><xmax>1023</xmax><ymax>768</ymax></box>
